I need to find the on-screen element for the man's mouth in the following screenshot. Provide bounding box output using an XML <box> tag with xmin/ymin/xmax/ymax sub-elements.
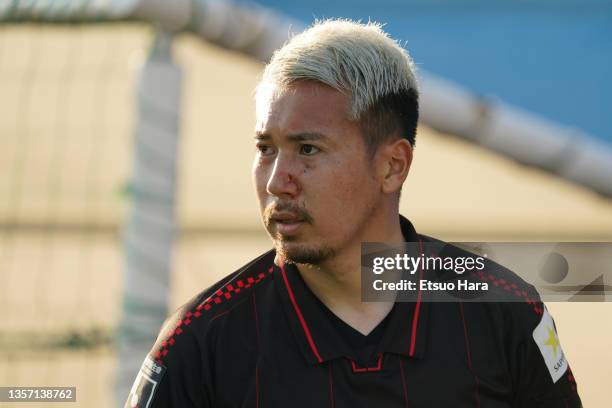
<box><xmin>271</xmin><ymin>213</ymin><xmax>306</xmax><ymax>235</ymax></box>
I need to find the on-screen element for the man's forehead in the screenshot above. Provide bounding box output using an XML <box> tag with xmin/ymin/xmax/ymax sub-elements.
<box><xmin>255</xmin><ymin>81</ymin><xmax>353</xmax><ymax>135</ymax></box>
<box><xmin>257</xmin><ymin>80</ymin><xmax>345</xmax><ymax>102</ymax></box>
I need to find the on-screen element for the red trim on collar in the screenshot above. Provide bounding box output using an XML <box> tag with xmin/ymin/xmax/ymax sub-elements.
<box><xmin>280</xmin><ymin>264</ymin><xmax>324</xmax><ymax>363</ymax></box>
<box><xmin>409</xmin><ymin>238</ymin><xmax>424</xmax><ymax>357</ymax></box>
<box><xmin>349</xmin><ymin>353</ymin><xmax>383</xmax><ymax>373</ymax></box>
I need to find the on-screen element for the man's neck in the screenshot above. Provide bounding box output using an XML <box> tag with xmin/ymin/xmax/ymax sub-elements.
<box><xmin>295</xmin><ymin>213</ymin><xmax>405</xmax><ymax>335</ymax></box>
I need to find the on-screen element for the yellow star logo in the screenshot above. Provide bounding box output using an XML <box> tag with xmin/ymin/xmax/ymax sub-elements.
<box><xmin>544</xmin><ymin>326</ymin><xmax>559</xmax><ymax>358</ymax></box>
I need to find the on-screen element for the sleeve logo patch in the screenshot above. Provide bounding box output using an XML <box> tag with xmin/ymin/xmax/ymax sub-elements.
<box><xmin>126</xmin><ymin>356</ymin><xmax>166</xmax><ymax>408</ymax></box>
<box><xmin>532</xmin><ymin>307</ymin><xmax>567</xmax><ymax>383</ymax></box>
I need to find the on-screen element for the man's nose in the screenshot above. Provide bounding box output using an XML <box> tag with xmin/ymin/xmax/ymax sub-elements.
<box><xmin>266</xmin><ymin>154</ymin><xmax>301</xmax><ymax>198</ymax></box>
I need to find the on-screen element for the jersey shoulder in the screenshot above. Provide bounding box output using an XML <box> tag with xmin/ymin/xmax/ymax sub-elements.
<box><xmin>420</xmin><ymin>234</ymin><xmax>546</xmax><ymax>334</ymax></box>
<box><xmin>151</xmin><ymin>248</ymin><xmax>277</xmax><ymax>364</ymax></box>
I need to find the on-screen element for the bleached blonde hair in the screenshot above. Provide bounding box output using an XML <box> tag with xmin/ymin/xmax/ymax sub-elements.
<box><xmin>256</xmin><ymin>19</ymin><xmax>420</xmax><ymax>150</ymax></box>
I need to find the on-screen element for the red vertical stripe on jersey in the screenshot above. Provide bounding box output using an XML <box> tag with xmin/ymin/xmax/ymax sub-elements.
<box><xmin>280</xmin><ymin>264</ymin><xmax>324</xmax><ymax>363</ymax></box>
<box><xmin>409</xmin><ymin>239</ymin><xmax>424</xmax><ymax>357</ymax></box>
<box><xmin>399</xmin><ymin>356</ymin><xmax>410</xmax><ymax>408</ymax></box>
<box><xmin>328</xmin><ymin>363</ymin><xmax>335</xmax><ymax>408</ymax></box>
<box><xmin>255</xmin><ymin>364</ymin><xmax>259</xmax><ymax>408</ymax></box>
<box><xmin>252</xmin><ymin>292</ymin><xmax>261</xmax><ymax>349</ymax></box>
<box><xmin>459</xmin><ymin>302</ymin><xmax>481</xmax><ymax>408</ymax></box>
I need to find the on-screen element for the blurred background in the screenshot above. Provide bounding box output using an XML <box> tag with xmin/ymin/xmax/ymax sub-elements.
<box><xmin>1</xmin><ymin>0</ymin><xmax>611</xmax><ymax>407</ymax></box>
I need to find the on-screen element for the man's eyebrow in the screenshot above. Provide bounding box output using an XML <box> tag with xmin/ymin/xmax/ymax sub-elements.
<box><xmin>253</xmin><ymin>132</ymin><xmax>328</xmax><ymax>142</ymax></box>
<box><xmin>286</xmin><ymin>132</ymin><xmax>327</xmax><ymax>142</ymax></box>
<box><xmin>254</xmin><ymin>132</ymin><xmax>327</xmax><ymax>142</ymax></box>
<box><xmin>254</xmin><ymin>133</ymin><xmax>271</xmax><ymax>141</ymax></box>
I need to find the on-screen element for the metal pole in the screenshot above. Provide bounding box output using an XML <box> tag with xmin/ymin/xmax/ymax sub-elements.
<box><xmin>115</xmin><ymin>29</ymin><xmax>182</xmax><ymax>406</ymax></box>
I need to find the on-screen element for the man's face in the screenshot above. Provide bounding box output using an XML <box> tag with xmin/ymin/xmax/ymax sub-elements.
<box><xmin>253</xmin><ymin>81</ymin><xmax>382</xmax><ymax>265</ymax></box>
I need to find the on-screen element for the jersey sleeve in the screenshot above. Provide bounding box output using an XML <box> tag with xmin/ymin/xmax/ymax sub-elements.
<box><xmin>122</xmin><ymin>250</ymin><xmax>276</xmax><ymax>408</ymax></box>
<box><xmin>511</xmin><ymin>303</ymin><xmax>582</xmax><ymax>407</ymax></box>
<box><xmin>123</xmin><ymin>316</ymin><xmax>211</xmax><ymax>408</ymax></box>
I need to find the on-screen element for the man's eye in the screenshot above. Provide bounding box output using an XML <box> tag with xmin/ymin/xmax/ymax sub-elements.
<box><xmin>256</xmin><ymin>145</ymin><xmax>275</xmax><ymax>156</ymax></box>
<box><xmin>300</xmin><ymin>144</ymin><xmax>320</xmax><ymax>155</ymax></box>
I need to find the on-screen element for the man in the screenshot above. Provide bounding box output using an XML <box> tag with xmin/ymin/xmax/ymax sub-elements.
<box><xmin>125</xmin><ymin>20</ymin><xmax>581</xmax><ymax>407</ymax></box>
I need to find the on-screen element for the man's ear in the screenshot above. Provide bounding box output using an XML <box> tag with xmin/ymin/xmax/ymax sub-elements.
<box><xmin>378</xmin><ymin>138</ymin><xmax>413</xmax><ymax>195</ymax></box>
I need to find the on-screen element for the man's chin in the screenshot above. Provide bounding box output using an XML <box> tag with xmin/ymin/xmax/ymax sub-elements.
<box><xmin>273</xmin><ymin>241</ymin><xmax>335</xmax><ymax>265</ymax></box>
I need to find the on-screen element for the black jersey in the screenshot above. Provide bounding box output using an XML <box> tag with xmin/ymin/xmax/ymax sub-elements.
<box><xmin>125</xmin><ymin>216</ymin><xmax>581</xmax><ymax>408</ymax></box>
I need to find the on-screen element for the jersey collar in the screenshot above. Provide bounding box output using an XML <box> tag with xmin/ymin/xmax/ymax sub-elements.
<box><xmin>273</xmin><ymin>215</ymin><xmax>429</xmax><ymax>365</ymax></box>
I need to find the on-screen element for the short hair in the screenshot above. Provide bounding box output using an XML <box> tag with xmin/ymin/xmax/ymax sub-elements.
<box><xmin>256</xmin><ymin>19</ymin><xmax>419</xmax><ymax>154</ymax></box>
